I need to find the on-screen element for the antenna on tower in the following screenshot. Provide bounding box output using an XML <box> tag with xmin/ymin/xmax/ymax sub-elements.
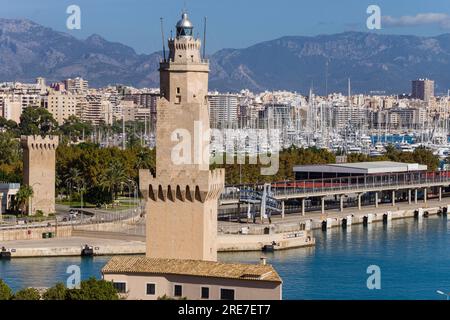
<box><xmin>203</xmin><ymin>16</ymin><xmax>207</xmax><ymax>59</ymax></box>
<box><xmin>160</xmin><ymin>17</ymin><xmax>166</xmax><ymax>62</ymax></box>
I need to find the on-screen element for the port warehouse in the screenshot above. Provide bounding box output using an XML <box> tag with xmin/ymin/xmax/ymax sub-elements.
<box><xmin>218</xmin><ymin>161</ymin><xmax>450</xmax><ymax>220</ymax></box>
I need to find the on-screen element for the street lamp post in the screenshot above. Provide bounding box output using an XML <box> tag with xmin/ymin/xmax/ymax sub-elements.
<box><xmin>66</xmin><ymin>182</ymin><xmax>72</xmax><ymax>209</ymax></box>
<box><xmin>436</xmin><ymin>290</ymin><xmax>450</xmax><ymax>300</ymax></box>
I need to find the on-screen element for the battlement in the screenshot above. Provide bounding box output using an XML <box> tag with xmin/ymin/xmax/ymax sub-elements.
<box><xmin>139</xmin><ymin>168</ymin><xmax>224</xmax><ymax>203</ymax></box>
<box><xmin>20</xmin><ymin>135</ymin><xmax>59</xmax><ymax>150</ymax></box>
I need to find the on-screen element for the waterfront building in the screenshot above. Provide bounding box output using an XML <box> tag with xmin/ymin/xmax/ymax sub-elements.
<box><xmin>0</xmin><ymin>183</ymin><xmax>20</xmax><ymax>217</ymax></box>
<box><xmin>332</xmin><ymin>105</ymin><xmax>367</xmax><ymax>129</ymax></box>
<box><xmin>412</xmin><ymin>78</ymin><xmax>434</xmax><ymax>102</ymax></box>
<box><xmin>101</xmin><ymin>100</ymin><xmax>114</xmax><ymax>125</ymax></box>
<box><xmin>123</xmin><ymin>92</ymin><xmax>158</xmax><ymax>130</ymax></box>
<box><xmin>290</xmin><ymin>161</ymin><xmax>433</xmax><ymax>214</ymax></box>
<box><xmin>64</xmin><ymin>77</ymin><xmax>89</xmax><ymax>93</ymax></box>
<box><xmin>391</xmin><ymin>107</ymin><xmax>427</xmax><ymax>129</ymax></box>
<box><xmin>102</xmin><ymin>256</ymin><xmax>281</xmax><ymax>300</ymax></box>
<box><xmin>121</xmin><ymin>100</ymin><xmax>138</xmax><ymax>122</ymax></box>
<box><xmin>123</xmin><ymin>92</ymin><xmax>158</xmax><ymax>110</ymax></box>
<box><xmin>370</xmin><ymin>106</ymin><xmax>428</xmax><ymax>130</ymax></box>
<box><xmin>208</xmin><ymin>92</ymin><xmax>239</xmax><ymax>128</ymax></box>
<box><xmin>21</xmin><ymin>135</ymin><xmax>59</xmax><ymax>216</ymax></box>
<box><xmin>0</xmin><ymin>95</ymin><xmax>22</xmax><ymax>123</ymax></box>
<box><xmin>294</xmin><ymin>161</ymin><xmax>427</xmax><ymax>180</ymax></box>
<box><xmin>103</xmin><ymin>12</ymin><xmax>282</xmax><ymax>300</ymax></box>
<box><xmin>77</xmin><ymin>95</ymin><xmax>103</xmax><ymax>125</ymax></box>
<box><xmin>43</xmin><ymin>90</ymin><xmax>79</xmax><ymax>125</ymax></box>
<box><xmin>258</xmin><ymin>103</ymin><xmax>293</xmax><ymax>130</ymax></box>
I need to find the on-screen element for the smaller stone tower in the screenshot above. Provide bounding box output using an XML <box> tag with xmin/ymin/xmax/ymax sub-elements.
<box><xmin>21</xmin><ymin>135</ymin><xmax>59</xmax><ymax>216</ymax></box>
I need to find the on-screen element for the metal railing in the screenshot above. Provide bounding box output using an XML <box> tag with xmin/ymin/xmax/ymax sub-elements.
<box><xmin>0</xmin><ymin>202</ymin><xmax>144</xmax><ymax>231</ymax></box>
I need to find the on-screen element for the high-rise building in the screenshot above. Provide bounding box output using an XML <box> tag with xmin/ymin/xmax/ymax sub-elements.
<box><xmin>77</xmin><ymin>95</ymin><xmax>103</xmax><ymax>125</ymax></box>
<box><xmin>123</xmin><ymin>92</ymin><xmax>159</xmax><ymax>130</ymax></box>
<box><xmin>208</xmin><ymin>92</ymin><xmax>239</xmax><ymax>128</ymax></box>
<box><xmin>412</xmin><ymin>79</ymin><xmax>434</xmax><ymax>102</ymax></box>
<box><xmin>64</xmin><ymin>77</ymin><xmax>89</xmax><ymax>93</ymax></box>
<box><xmin>0</xmin><ymin>95</ymin><xmax>22</xmax><ymax>123</ymax></box>
<box><xmin>43</xmin><ymin>91</ymin><xmax>78</xmax><ymax>125</ymax></box>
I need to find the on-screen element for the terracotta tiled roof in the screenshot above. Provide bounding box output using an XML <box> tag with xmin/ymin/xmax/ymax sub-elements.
<box><xmin>102</xmin><ymin>256</ymin><xmax>282</xmax><ymax>283</ymax></box>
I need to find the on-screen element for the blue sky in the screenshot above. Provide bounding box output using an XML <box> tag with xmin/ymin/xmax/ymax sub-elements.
<box><xmin>1</xmin><ymin>0</ymin><xmax>450</xmax><ymax>54</ymax></box>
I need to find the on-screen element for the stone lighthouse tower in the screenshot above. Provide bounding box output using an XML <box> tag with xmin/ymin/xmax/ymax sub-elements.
<box><xmin>139</xmin><ymin>12</ymin><xmax>225</xmax><ymax>262</ymax></box>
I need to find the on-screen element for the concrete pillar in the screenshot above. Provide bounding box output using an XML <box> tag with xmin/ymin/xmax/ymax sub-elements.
<box><xmin>0</xmin><ymin>193</ymin><xmax>3</xmax><ymax>221</ymax></box>
<box><xmin>375</xmin><ymin>192</ymin><xmax>379</xmax><ymax>208</ymax></box>
<box><xmin>408</xmin><ymin>189</ymin><xmax>412</xmax><ymax>205</ymax></box>
<box><xmin>237</xmin><ymin>202</ymin><xmax>241</xmax><ymax>223</ymax></box>
<box><xmin>340</xmin><ymin>195</ymin><xmax>344</xmax><ymax>212</ymax></box>
<box><xmin>439</xmin><ymin>187</ymin><xmax>442</xmax><ymax>202</ymax></box>
<box><xmin>424</xmin><ymin>188</ymin><xmax>427</xmax><ymax>203</ymax></box>
<box><xmin>358</xmin><ymin>193</ymin><xmax>362</xmax><ymax>210</ymax></box>
<box><xmin>301</xmin><ymin>198</ymin><xmax>305</xmax><ymax>216</ymax></box>
<box><xmin>392</xmin><ymin>190</ymin><xmax>396</xmax><ymax>206</ymax></box>
<box><xmin>414</xmin><ymin>189</ymin><xmax>418</xmax><ymax>204</ymax></box>
<box><xmin>321</xmin><ymin>197</ymin><xmax>325</xmax><ymax>214</ymax></box>
<box><xmin>281</xmin><ymin>200</ymin><xmax>285</xmax><ymax>219</ymax></box>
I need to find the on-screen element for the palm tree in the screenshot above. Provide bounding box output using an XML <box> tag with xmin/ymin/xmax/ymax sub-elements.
<box><xmin>15</xmin><ymin>185</ymin><xmax>34</xmax><ymax>215</ymax></box>
<box><xmin>100</xmin><ymin>162</ymin><xmax>128</xmax><ymax>202</ymax></box>
<box><xmin>64</xmin><ymin>167</ymin><xmax>86</xmax><ymax>207</ymax></box>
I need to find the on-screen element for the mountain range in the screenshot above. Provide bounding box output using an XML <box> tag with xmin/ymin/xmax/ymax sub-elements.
<box><xmin>1</xmin><ymin>18</ymin><xmax>450</xmax><ymax>95</ymax></box>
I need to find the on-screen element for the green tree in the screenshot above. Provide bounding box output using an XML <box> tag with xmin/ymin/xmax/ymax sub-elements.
<box><xmin>0</xmin><ymin>117</ymin><xmax>18</xmax><ymax>133</ymax></box>
<box><xmin>0</xmin><ymin>132</ymin><xmax>21</xmax><ymax>165</ymax></box>
<box><xmin>64</xmin><ymin>167</ymin><xmax>86</xmax><ymax>204</ymax></box>
<box><xmin>19</xmin><ymin>107</ymin><xmax>58</xmax><ymax>136</ymax></box>
<box><xmin>100</xmin><ymin>161</ymin><xmax>128</xmax><ymax>201</ymax></box>
<box><xmin>13</xmin><ymin>288</ymin><xmax>41</xmax><ymax>300</ymax></box>
<box><xmin>65</xmin><ymin>278</ymin><xmax>119</xmax><ymax>300</ymax></box>
<box><xmin>0</xmin><ymin>279</ymin><xmax>13</xmax><ymax>300</ymax></box>
<box><xmin>15</xmin><ymin>184</ymin><xmax>34</xmax><ymax>214</ymax></box>
<box><xmin>42</xmin><ymin>283</ymin><xmax>67</xmax><ymax>300</ymax></box>
<box><xmin>411</xmin><ymin>146</ymin><xmax>440</xmax><ymax>171</ymax></box>
<box><xmin>60</xmin><ymin>116</ymin><xmax>93</xmax><ymax>142</ymax></box>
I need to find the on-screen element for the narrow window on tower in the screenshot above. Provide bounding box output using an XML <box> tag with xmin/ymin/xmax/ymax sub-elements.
<box><xmin>176</xmin><ymin>87</ymin><xmax>181</xmax><ymax>104</ymax></box>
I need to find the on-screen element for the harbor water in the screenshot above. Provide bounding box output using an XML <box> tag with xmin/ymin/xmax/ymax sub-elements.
<box><xmin>1</xmin><ymin>216</ymin><xmax>450</xmax><ymax>299</ymax></box>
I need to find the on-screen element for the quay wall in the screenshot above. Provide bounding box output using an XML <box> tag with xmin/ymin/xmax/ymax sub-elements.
<box><xmin>218</xmin><ymin>231</ymin><xmax>315</xmax><ymax>252</ymax></box>
<box><xmin>0</xmin><ymin>226</ymin><xmax>72</xmax><ymax>241</ymax></box>
<box><xmin>9</xmin><ymin>243</ymin><xmax>146</xmax><ymax>258</ymax></box>
<box><xmin>309</xmin><ymin>205</ymin><xmax>444</xmax><ymax>230</ymax></box>
<box><xmin>0</xmin><ymin>214</ymin><xmax>142</xmax><ymax>241</ymax></box>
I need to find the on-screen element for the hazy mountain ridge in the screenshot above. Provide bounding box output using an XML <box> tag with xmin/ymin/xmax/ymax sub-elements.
<box><xmin>1</xmin><ymin>18</ymin><xmax>450</xmax><ymax>94</ymax></box>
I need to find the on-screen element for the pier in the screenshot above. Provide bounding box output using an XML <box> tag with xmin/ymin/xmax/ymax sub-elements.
<box><xmin>219</xmin><ymin>162</ymin><xmax>450</xmax><ymax>218</ymax></box>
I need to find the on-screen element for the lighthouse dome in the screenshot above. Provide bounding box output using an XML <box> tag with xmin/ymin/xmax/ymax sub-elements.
<box><xmin>176</xmin><ymin>12</ymin><xmax>193</xmax><ymax>37</ymax></box>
